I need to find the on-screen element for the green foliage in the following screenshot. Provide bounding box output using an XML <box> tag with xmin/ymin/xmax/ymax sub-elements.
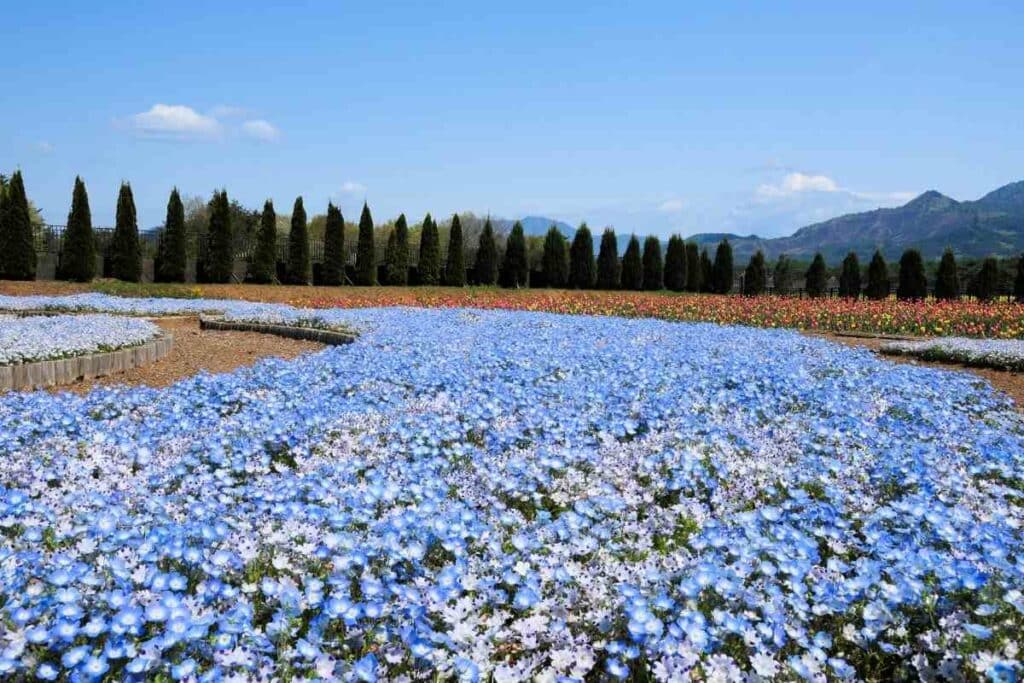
<box><xmin>156</xmin><ymin>188</ymin><xmax>187</xmax><ymax>283</ymax></box>
<box><xmin>773</xmin><ymin>254</ymin><xmax>792</xmax><ymax>295</ymax></box>
<box><xmin>418</xmin><ymin>214</ymin><xmax>441</xmax><ymax>285</ymax></box>
<box><xmin>685</xmin><ymin>242</ymin><xmax>701</xmax><ymax>292</ymax></box>
<box><xmin>865</xmin><ymin>250</ymin><xmax>890</xmax><ymax>300</ymax></box>
<box><xmin>501</xmin><ymin>221</ymin><xmax>529</xmax><ymax>288</ymax></box>
<box><xmin>109</xmin><ymin>182</ymin><xmax>141</xmax><ymax>282</ymax></box>
<box><xmin>699</xmin><ymin>249</ymin><xmax>713</xmax><ymax>292</ymax></box>
<box><xmin>355</xmin><ymin>203</ymin><xmax>377</xmax><ymax>285</ymax></box>
<box><xmin>664</xmin><ymin>235</ymin><xmax>687</xmax><ymax>292</ymax></box>
<box><xmin>390</xmin><ymin>214</ymin><xmax>410</xmax><ymax>285</ymax></box>
<box><xmin>474</xmin><ymin>217</ymin><xmax>498</xmax><ymax>285</ymax></box>
<box><xmin>642</xmin><ymin>236</ymin><xmax>663</xmax><ymax>291</ymax></box>
<box><xmin>0</xmin><ymin>170</ymin><xmax>37</xmax><ymax>280</ymax></box>
<box><xmin>542</xmin><ymin>226</ymin><xmax>568</xmax><ymax>288</ymax></box>
<box><xmin>286</xmin><ymin>196</ymin><xmax>310</xmax><ymax>285</ymax></box>
<box><xmin>444</xmin><ymin>214</ymin><xmax>466</xmax><ymax>286</ymax></box>
<box><xmin>321</xmin><ymin>202</ymin><xmax>345</xmax><ymax>286</ymax></box>
<box><xmin>1016</xmin><ymin>254</ymin><xmax>1024</xmax><ymax>304</ymax></box>
<box><xmin>568</xmin><ymin>223</ymin><xmax>596</xmax><ymax>289</ymax></box>
<box><xmin>896</xmin><ymin>248</ymin><xmax>927</xmax><ymax>300</ymax></box>
<box><xmin>935</xmin><ymin>248</ymin><xmax>960</xmax><ymax>301</ymax></box>
<box><xmin>61</xmin><ymin>176</ymin><xmax>96</xmax><ymax>282</ymax></box>
<box><xmin>742</xmin><ymin>250</ymin><xmax>767</xmax><ymax>296</ymax></box>
<box><xmin>838</xmin><ymin>252</ymin><xmax>861</xmax><ymax>299</ymax></box>
<box><xmin>711</xmin><ymin>239</ymin><xmax>733</xmax><ymax>294</ymax></box>
<box><xmin>971</xmin><ymin>257</ymin><xmax>1000</xmax><ymax>302</ymax></box>
<box><xmin>804</xmin><ymin>252</ymin><xmax>828</xmax><ymax>297</ymax></box>
<box><xmin>621</xmin><ymin>235</ymin><xmax>643</xmax><ymax>290</ymax></box>
<box><xmin>248</xmin><ymin>200</ymin><xmax>278</xmax><ymax>284</ymax></box>
<box><xmin>596</xmin><ymin>228</ymin><xmax>620</xmax><ymax>289</ymax></box>
<box><xmin>204</xmin><ymin>190</ymin><xmax>234</xmax><ymax>283</ymax></box>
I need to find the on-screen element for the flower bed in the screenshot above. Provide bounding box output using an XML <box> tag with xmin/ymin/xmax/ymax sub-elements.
<box><xmin>882</xmin><ymin>337</ymin><xmax>1024</xmax><ymax>371</ymax></box>
<box><xmin>0</xmin><ymin>314</ymin><xmax>160</xmax><ymax>366</ymax></box>
<box><xmin>0</xmin><ymin>304</ymin><xmax>1021</xmax><ymax>680</ymax></box>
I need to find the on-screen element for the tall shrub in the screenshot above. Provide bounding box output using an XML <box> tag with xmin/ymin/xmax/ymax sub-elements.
<box><xmin>418</xmin><ymin>213</ymin><xmax>441</xmax><ymax>285</ymax></box>
<box><xmin>1015</xmin><ymin>254</ymin><xmax>1024</xmax><ymax>304</ymax></box>
<box><xmin>204</xmin><ymin>190</ymin><xmax>233</xmax><ymax>283</ymax></box>
<box><xmin>773</xmin><ymin>255</ymin><xmax>792</xmax><ymax>295</ymax></box>
<box><xmin>699</xmin><ymin>249</ymin><xmax>713</xmax><ymax>292</ymax></box>
<box><xmin>971</xmin><ymin>257</ymin><xmax>1000</xmax><ymax>302</ymax></box>
<box><xmin>664</xmin><ymin>235</ymin><xmax>686</xmax><ymax>292</ymax></box>
<box><xmin>320</xmin><ymin>202</ymin><xmax>345</xmax><ymax>285</ymax></box>
<box><xmin>355</xmin><ymin>203</ymin><xmax>376</xmax><ymax>285</ymax></box>
<box><xmin>642</xmin><ymin>236</ymin><xmax>663</xmax><ymax>291</ymax></box>
<box><xmin>569</xmin><ymin>223</ymin><xmax>596</xmax><ymax>289</ymax></box>
<box><xmin>542</xmin><ymin>226</ymin><xmax>568</xmax><ymax>288</ymax></box>
<box><xmin>286</xmin><ymin>196</ymin><xmax>310</xmax><ymax>284</ymax></box>
<box><xmin>711</xmin><ymin>239</ymin><xmax>733</xmax><ymax>294</ymax></box>
<box><xmin>393</xmin><ymin>214</ymin><xmax>410</xmax><ymax>285</ymax></box>
<box><xmin>864</xmin><ymin>250</ymin><xmax>889</xmax><ymax>300</ymax></box>
<box><xmin>934</xmin><ymin>248</ymin><xmax>960</xmax><ymax>301</ymax></box>
<box><xmin>1</xmin><ymin>171</ymin><xmax>36</xmax><ymax>280</ymax></box>
<box><xmin>685</xmin><ymin>242</ymin><xmax>701</xmax><ymax>292</ymax></box>
<box><xmin>61</xmin><ymin>176</ymin><xmax>96</xmax><ymax>282</ymax></box>
<box><xmin>805</xmin><ymin>253</ymin><xmax>828</xmax><ymax>298</ymax></box>
<box><xmin>474</xmin><ymin>217</ymin><xmax>498</xmax><ymax>285</ymax></box>
<box><xmin>743</xmin><ymin>250</ymin><xmax>767</xmax><ymax>296</ymax></box>
<box><xmin>501</xmin><ymin>221</ymin><xmax>529</xmax><ymax>288</ymax></box>
<box><xmin>896</xmin><ymin>249</ymin><xmax>927</xmax><ymax>300</ymax></box>
<box><xmin>838</xmin><ymin>252</ymin><xmax>861</xmax><ymax>299</ymax></box>
<box><xmin>157</xmin><ymin>188</ymin><xmax>187</xmax><ymax>282</ymax></box>
<box><xmin>596</xmin><ymin>228</ymin><xmax>620</xmax><ymax>289</ymax></box>
<box><xmin>109</xmin><ymin>182</ymin><xmax>141</xmax><ymax>281</ymax></box>
<box><xmin>621</xmin><ymin>235</ymin><xmax>642</xmax><ymax>290</ymax></box>
<box><xmin>444</xmin><ymin>214</ymin><xmax>465</xmax><ymax>286</ymax></box>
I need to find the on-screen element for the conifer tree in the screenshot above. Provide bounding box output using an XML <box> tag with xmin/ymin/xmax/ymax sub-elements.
<box><xmin>418</xmin><ymin>213</ymin><xmax>441</xmax><ymax>285</ymax></box>
<box><xmin>542</xmin><ymin>226</ymin><xmax>568</xmax><ymax>288</ymax></box>
<box><xmin>685</xmin><ymin>242</ymin><xmax>701</xmax><ymax>292</ymax></box>
<box><xmin>355</xmin><ymin>203</ymin><xmax>377</xmax><ymax>285</ymax></box>
<box><xmin>1015</xmin><ymin>254</ymin><xmax>1024</xmax><ymax>304</ymax></box>
<box><xmin>596</xmin><ymin>228</ymin><xmax>620</xmax><ymax>289</ymax></box>
<box><xmin>61</xmin><ymin>176</ymin><xmax>96</xmax><ymax>282</ymax></box>
<box><xmin>896</xmin><ymin>248</ymin><xmax>927</xmax><ymax>300</ymax></box>
<box><xmin>285</xmin><ymin>196</ymin><xmax>310</xmax><ymax>284</ymax></box>
<box><xmin>699</xmin><ymin>249</ymin><xmax>713</xmax><ymax>292</ymax></box>
<box><xmin>0</xmin><ymin>182</ymin><xmax>7</xmax><ymax>278</ymax></box>
<box><xmin>838</xmin><ymin>252</ymin><xmax>861</xmax><ymax>298</ymax></box>
<box><xmin>444</xmin><ymin>214</ymin><xmax>466</xmax><ymax>286</ymax></box>
<box><xmin>743</xmin><ymin>250</ymin><xmax>767</xmax><ymax>296</ymax></box>
<box><xmin>711</xmin><ymin>239</ymin><xmax>733</xmax><ymax>294</ymax></box>
<box><xmin>620</xmin><ymin>235</ymin><xmax>643</xmax><ymax>290</ymax></box>
<box><xmin>389</xmin><ymin>213</ymin><xmax>410</xmax><ymax>286</ymax></box>
<box><xmin>109</xmin><ymin>182</ymin><xmax>141</xmax><ymax>281</ymax></box>
<box><xmin>971</xmin><ymin>257</ymin><xmax>1000</xmax><ymax>302</ymax></box>
<box><xmin>1</xmin><ymin>171</ymin><xmax>37</xmax><ymax>280</ymax></box>
<box><xmin>642</xmin><ymin>236</ymin><xmax>664</xmax><ymax>291</ymax></box>
<box><xmin>664</xmin><ymin>235</ymin><xmax>687</xmax><ymax>291</ymax></box>
<box><xmin>204</xmin><ymin>190</ymin><xmax>234</xmax><ymax>283</ymax></box>
<box><xmin>157</xmin><ymin>188</ymin><xmax>187</xmax><ymax>282</ymax></box>
<box><xmin>320</xmin><ymin>203</ymin><xmax>345</xmax><ymax>286</ymax></box>
<box><xmin>934</xmin><ymin>248</ymin><xmax>960</xmax><ymax>301</ymax></box>
<box><xmin>568</xmin><ymin>223</ymin><xmax>596</xmax><ymax>289</ymax></box>
<box><xmin>864</xmin><ymin>250</ymin><xmax>890</xmax><ymax>300</ymax></box>
<box><xmin>501</xmin><ymin>221</ymin><xmax>529</xmax><ymax>288</ymax></box>
<box><xmin>805</xmin><ymin>253</ymin><xmax>828</xmax><ymax>298</ymax></box>
<box><xmin>773</xmin><ymin>255</ymin><xmax>792</xmax><ymax>295</ymax></box>
<box><xmin>383</xmin><ymin>229</ymin><xmax>397</xmax><ymax>285</ymax></box>
<box><xmin>474</xmin><ymin>217</ymin><xmax>498</xmax><ymax>285</ymax></box>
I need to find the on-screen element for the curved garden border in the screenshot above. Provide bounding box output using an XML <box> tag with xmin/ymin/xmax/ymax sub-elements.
<box><xmin>198</xmin><ymin>315</ymin><xmax>356</xmax><ymax>345</ymax></box>
<box><xmin>0</xmin><ymin>334</ymin><xmax>174</xmax><ymax>392</ymax></box>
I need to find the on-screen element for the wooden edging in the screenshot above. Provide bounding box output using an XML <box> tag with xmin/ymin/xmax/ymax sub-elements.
<box><xmin>198</xmin><ymin>316</ymin><xmax>356</xmax><ymax>345</ymax></box>
<box><xmin>0</xmin><ymin>334</ymin><xmax>174</xmax><ymax>392</ymax></box>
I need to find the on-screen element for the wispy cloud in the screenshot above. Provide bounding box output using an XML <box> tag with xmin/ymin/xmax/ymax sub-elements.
<box><xmin>339</xmin><ymin>181</ymin><xmax>366</xmax><ymax>194</ymax></box>
<box><xmin>122</xmin><ymin>104</ymin><xmax>280</xmax><ymax>142</ymax></box>
<box><xmin>756</xmin><ymin>172</ymin><xmax>839</xmax><ymax>199</ymax></box>
<box><xmin>241</xmin><ymin>119</ymin><xmax>280</xmax><ymax>142</ymax></box>
<box><xmin>35</xmin><ymin>141</ymin><xmax>55</xmax><ymax>154</ymax></box>
<box><xmin>657</xmin><ymin>198</ymin><xmax>685</xmax><ymax>213</ymax></box>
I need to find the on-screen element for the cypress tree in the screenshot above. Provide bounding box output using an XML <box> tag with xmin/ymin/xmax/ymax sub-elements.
<box><xmin>501</xmin><ymin>221</ymin><xmax>529</xmax><ymax>288</ymax></box>
<box><xmin>896</xmin><ymin>249</ymin><xmax>927</xmax><ymax>301</ymax></box>
<box><xmin>642</xmin><ymin>236</ymin><xmax>664</xmax><ymax>291</ymax></box>
<box><xmin>2</xmin><ymin>171</ymin><xmax>37</xmax><ymax>280</ymax></box>
<box><xmin>596</xmin><ymin>228</ymin><xmax>620</xmax><ymax>289</ymax></box>
<box><xmin>699</xmin><ymin>249</ymin><xmax>713</xmax><ymax>292</ymax></box>
<box><xmin>0</xmin><ymin>181</ymin><xmax>7</xmax><ymax>278</ymax></box>
<box><xmin>474</xmin><ymin>217</ymin><xmax>498</xmax><ymax>285</ymax></box>
<box><xmin>664</xmin><ymin>235</ymin><xmax>687</xmax><ymax>292</ymax></box>
<box><xmin>620</xmin><ymin>235</ymin><xmax>643</xmax><ymax>290</ymax></box>
<box><xmin>934</xmin><ymin>248</ymin><xmax>960</xmax><ymax>301</ymax></box>
<box><xmin>971</xmin><ymin>257</ymin><xmax>1000</xmax><ymax>302</ymax></box>
<box><xmin>109</xmin><ymin>182</ymin><xmax>141</xmax><ymax>281</ymax></box>
<box><xmin>204</xmin><ymin>190</ymin><xmax>233</xmax><ymax>283</ymax></box>
<box><xmin>542</xmin><ymin>226</ymin><xmax>568</xmax><ymax>288</ymax></box>
<box><xmin>711</xmin><ymin>239</ymin><xmax>733</xmax><ymax>294</ymax></box>
<box><xmin>685</xmin><ymin>242</ymin><xmax>701</xmax><ymax>292</ymax></box>
<box><xmin>390</xmin><ymin>213</ymin><xmax>410</xmax><ymax>286</ymax></box>
<box><xmin>355</xmin><ymin>203</ymin><xmax>376</xmax><ymax>285</ymax></box>
<box><xmin>157</xmin><ymin>188</ymin><xmax>187</xmax><ymax>282</ymax></box>
<box><xmin>418</xmin><ymin>213</ymin><xmax>441</xmax><ymax>285</ymax></box>
<box><xmin>805</xmin><ymin>253</ymin><xmax>828</xmax><ymax>298</ymax></box>
<box><xmin>568</xmin><ymin>223</ymin><xmax>596</xmax><ymax>289</ymax></box>
<box><xmin>838</xmin><ymin>252</ymin><xmax>861</xmax><ymax>299</ymax></box>
<box><xmin>383</xmin><ymin>229</ymin><xmax>397</xmax><ymax>285</ymax></box>
<box><xmin>743</xmin><ymin>250</ymin><xmax>767</xmax><ymax>296</ymax></box>
<box><xmin>320</xmin><ymin>202</ymin><xmax>345</xmax><ymax>286</ymax></box>
<box><xmin>864</xmin><ymin>250</ymin><xmax>890</xmax><ymax>300</ymax></box>
<box><xmin>444</xmin><ymin>214</ymin><xmax>466</xmax><ymax>286</ymax></box>
<box><xmin>61</xmin><ymin>176</ymin><xmax>96</xmax><ymax>282</ymax></box>
<box><xmin>286</xmin><ymin>196</ymin><xmax>310</xmax><ymax>284</ymax></box>
<box><xmin>1015</xmin><ymin>254</ymin><xmax>1024</xmax><ymax>304</ymax></box>
<box><xmin>773</xmin><ymin>255</ymin><xmax>792</xmax><ymax>295</ymax></box>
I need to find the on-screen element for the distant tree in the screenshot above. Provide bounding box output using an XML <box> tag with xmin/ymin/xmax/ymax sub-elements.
<box><xmin>642</xmin><ymin>236</ymin><xmax>664</xmax><ymax>290</ymax></box>
<box><xmin>473</xmin><ymin>217</ymin><xmax>498</xmax><ymax>285</ymax></box>
<box><xmin>156</xmin><ymin>188</ymin><xmax>187</xmax><ymax>282</ymax></box>
<box><xmin>621</xmin><ymin>235</ymin><xmax>643</xmax><ymax>290</ymax></box>
<box><xmin>0</xmin><ymin>170</ymin><xmax>36</xmax><ymax>280</ymax></box>
<box><xmin>896</xmin><ymin>249</ymin><xmax>927</xmax><ymax>300</ymax></box>
<box><xmin>699</xmin><ymin>249</ymin><xmax>713</xmax><ymax>292</ymax></box>
<box><xmin>107</xmin><ymin>183</ymin><xmax>142</xmax><ymax>281</ymax></box>
<box><xmin>664</xmin><ymin>235</ymin><xmax>687</xmax><ymax>292</ymax></box>
<box><xmin>383</xmin><ymin>230</ymin><xmax>397</xmax><ymax>284</ymax></box>
<box><xmin>418</xmin><ymin>213</ymin><xmax>441</xmax><ymax>285</ymax></box>
<box><xmin>934</xmin><ymin>248</ymin><xmax>960</xmax><ymax>301</ymax></box>
<box><xmin>685</xmin><ymin>242</ymin><xmax>701</xmax><ymax>292</ymax></box>
<box><xmin>321</xmin><ymin>202</ymin><xmax>345</xmax><ymax>285</ymax></box>
<box><xmin>1016</xmin><ymin>254</ymin><xmax>1024</xmax><ymax>304</ymax></box>
<box><xmin>742</xmin><ymin>250</ymin><xmax>767</xmax><ymax>296</ymax></box>
<box><xmin>388</xmin><ymin>213</ymin><xmax>411</xmax><ymax>285</ymax></box>
<box><xmin>501</xmin><ymin>220</ymin><xmax>529</xmax><ymax>287</ymax></box>
<box><xmin>204</xmin><ymin>190</ymin><xmax>234</xmax><ymax>283</ymax></box>
<box><xmin>61</xmin><ymin>176</ymin><xmax>96</xmax><ymax>282</ymax></box>
<box><xmin>542</xmin><ymin>226</ymin><xmax>568</xmax><ymax>288</ymax></box>
<box><xmin>805</xmin><ymin>253</ymin><xmax>828</xmax><ymax>298</ymax></box>
<box><xmin>355</xmin><ymin>203</ymin><xmax>377</xmax><ymax>285</ymax></box>
<box><xmin>864</xmin><ymin>250</ymin><xmax>890</xmax><ymax>300</ymax></box>
<box><xmin>596</xmin><ymin>228</ymin><xmax>620</xmax><ymax>289</ymax></box>
<box><xmin>444</xmin><ymin>213</ymin><xmax>466</xmax><ymax>286</ymax></box>
<box><xmin>838</xmin><ymin>252</ymin><xmax>861</xmax><ymax>299</ymax></box>
<box><xmin>568</xmin><ymin>223</ymin><xmax>596</xmax><ymax>289</ymax></box>
<box><xmin>284</xmin><ymin>197</ymin><xmax>310</xmax><ymax>284</ymax></box>
<box><xmin>711</xmin><ymin>239</ymin><xmax>733</xmax><ymax>294</ymax></box>
<box><xmin>971</xmin><ymin>257</ymin><xmax>1000</xmax><ymax>302</ymax></box>
<box><xmin>773</xmin><ymin>255</ymin><xmax>792</xmax><ymax>295</ymax></box>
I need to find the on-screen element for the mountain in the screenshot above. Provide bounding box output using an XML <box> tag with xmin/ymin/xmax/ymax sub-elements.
<box><xmin>688</xmin><ymin>180</ymin><xmax>1024</xmax><ymax>262</ymax></box>
<box><xmin>517</xmin><ymin>216</ymin><xmax>576</xmax><ymax>237</ymax></box>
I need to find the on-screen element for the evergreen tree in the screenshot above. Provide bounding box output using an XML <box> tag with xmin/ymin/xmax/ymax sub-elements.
<box><xmin>971</xmin><ymin>257</ymin><xmax>1000</xmax><ymax>302</ymax></box>
<box><xmin>157</xmin><ymin>188</ymin><xmax>187</xmax><ymax>283</ymax></box>
<box><xmin>474</xmin><ymin>217</ymin><xmax>498</xmax><ymax>285</ymax></box>
<box><xmin>596</xmin><ymin>228</ymin><xmax>620</xmax><ymax>289</ymax></box>
<box><xmin>61</xmin><ymin>176</ymin><xmax>96</xmax><ymax>282</ymax></box>
<box><xmin>568</xmin><ymin>223</ymin><xmax>596</xmax><ymax>289</ymax></box>
<box><xmin>444</xmin><ymin>213</ymin><xmax>466</xmax><ymax>286</ymax></box>
<box><xmin>699</xmin><ymin>249</ymin><xmax>713</xmax><ymax>292</ymax></box>
<box><xmin>542</xmin><ymin>226</ymin><xmax>568</xmax><ymax>288</ymax></box>
<box><xmin>0</xmin><ymin>182</ymin><xmax>7</xmax><ymax>278</ymax></box>
<box><xmin>864</xmin><ymin>250</ymin><xmax>890</xmax><ymax>300</ymax></box>
<box><xmin>204</xmin><ymin>190</ymin><xmax>234</xmax><ymax>283</ymax></box>
<box><xmin>355</xmin><ymin>203</ymin><xmax>377</xmax><ymax>285</ymax></box>
<box><xmin>1</xmin><ymin>171</ymin><xmax>36</xmax><ymax>280</ymax></box>
<box><xmin>321</xmin><ymin>203</ymin><xmax>345</xmax><ymax>286</ymax></box>
<box><xmin>1015</xmin><ymin>254</ymin><xmax>1024</xmax><ymax>304</ymax></box>
<box><xmin>418</xmin><ymin>213</ymin><xmax>441</xmax><ymax>285</ymax></box>
<box><xmin>934</xmin><ymin>248</ymin><xmax>959</xmax><ymax>301</ymax></box>
<box><xmin>711</xmin><ymin>239</ymin><xmax>734</xmax><ymax>294</ymax></box>
<box><xmin>838</xmin><ymin>252</ymin><xmax>861</xmax><ymax>299</ymax></box>
<box><xmin>389</xmin><ymin>213</ymin><xmax>410</xmax><ymax>286</ymax></box>
<box><xmin>620</xmin><ymin>235</ymin><xmax>643</xmax><ymax>290</ymax></box>
<box><xmin>804</xmin><ymin>253</ymin><xmax>828</xmax><ymax>297</ymax></box>
<box><xmin>109</xmin><ymin>182</ymin><xmax>141</xmax><ymax>281</ymax></box>
<box><xmin>285</xmin><ymin>196</ymin><xmax>310</xmax><ymax>284</ymax></box>
<box><xmin>501</xmin><ymin>221</ymin><xmax>529</xmax><ymax>288</ymax></box>
<box><xmin>742</xmin><ymin>250</ymin><xmax>767</xmax><ymax>296</ymax></box>
<box><xmin>664</xmin><ymin>235</ymin><xmax>687</xmax><ymax>292</ymax></box>
<box><xmin>383</xmin><ymin>230</ymin><xmax>397</xmax><ymax>285</ymax></box>
<box><xmin>896</xmin><ymin>249</ymin><xmax>927</xmax><ymax>300</ymax></box>
<box><xmin>773</xmin><ymin>255</ymin><xmax>792</xmax><ymax>295</ymax></box>
<box><xmin>685</xmin><ymin>242</ymin><xmax>701</xmax><ymax>292</ymax></box>
<box><xmin>642</xmin><ymin>236</ymin><xmax>664</xmax><ymax>291</ymax></box>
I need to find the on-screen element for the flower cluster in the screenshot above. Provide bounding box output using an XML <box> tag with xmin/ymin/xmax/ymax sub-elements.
<box><xmin>883</xmin><ymin>337</ymin><xmax>1024</xmax><ymax>371</ymax></box>
<box><xmin>0</xmin><ymin>300</ymin><xmax>1022</xmax><ymax>680</ymax></box>
<box><xmin>0</xmin><ymin>314</ymin><xmax>160</xmax><ymax>366</ymax></box>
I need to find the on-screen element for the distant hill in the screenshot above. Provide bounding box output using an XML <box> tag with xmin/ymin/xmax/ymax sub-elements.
<box><xmin>516</xmin><ymin>216</ymin><xmax>577</xmax><ymax>237</ymax></box>
<box><xmin>688</xmin><ymin>180</ymin><xmax>1024</xmax><ymax>262</ymax></box>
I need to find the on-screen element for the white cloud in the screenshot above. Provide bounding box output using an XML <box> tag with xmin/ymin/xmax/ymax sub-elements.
<box><xmin>339</xmin><ymin>181</ymin><xmax>366</xmax><ymax>194</ymax></box>
<box><xmin>658</xmin><ymin>198</ymin><xmax>685</xmax><ymax>213</ymax></box>
<box><xmin>209</xmin><ymin>104</ymin><xmax>249</xmax><ymax>119</ymax></box>
<box><xmin>241</xmin><ymin>119</ymin><xmax>280</xmax><ymax>142</ymax></box>
<box><xmin>129</xmin><ymin>104</ymin><xmax>221</xmax><ymax>139</ymax></box>
<box><xmin>756</xmin><ymin>172</ymin><xmax>839</xmax><ymax>199</ymax></box>
<box><xmin>35</xmin><ymin>141</ymin><xmax>54</xmax><ymax>153</ymax></box>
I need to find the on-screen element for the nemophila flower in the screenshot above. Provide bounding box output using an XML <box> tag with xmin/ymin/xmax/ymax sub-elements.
<box><xmin>0</xmin><ymin>313</ymin><xmax>159</xmax><ymax>365</ymax></box>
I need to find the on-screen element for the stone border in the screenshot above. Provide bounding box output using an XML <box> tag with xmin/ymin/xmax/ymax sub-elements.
<box><xmin>0</xmin><ymin>334</ymin><xmax>174</xmax><ymax>392</ymax></box>
<box><xmin>198</xmin><ymin>316</ymin><xmax>356</xmax><ymax>345</ymax></box>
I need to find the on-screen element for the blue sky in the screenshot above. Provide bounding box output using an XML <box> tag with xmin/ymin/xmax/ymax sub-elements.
<box><xmin>2</xmin><ymin>1</ymin><xmax>1022</xmax><ymax>238</ymax></box>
